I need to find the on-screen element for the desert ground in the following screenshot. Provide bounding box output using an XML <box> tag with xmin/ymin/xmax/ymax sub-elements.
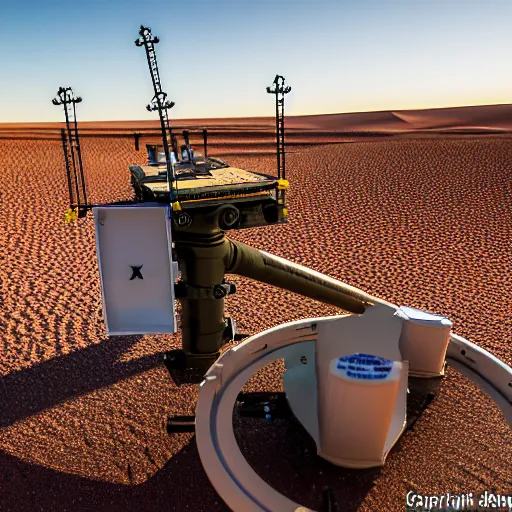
<box><xmin>0</xmin><ymin>105</ymin><xmax>511</xmax><ymax>511</ymax></box>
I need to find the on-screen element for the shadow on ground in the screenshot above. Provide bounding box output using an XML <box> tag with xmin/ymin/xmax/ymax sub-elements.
<box><xmin>0</xmin><ymin>336</ymin><xmax>380</xmax><ymax>511</ymax></box>
<box><xmin>0</xmin><ymin>440</ymin><xmax>227</xmax><ymax>512</ymax></box>
<box><xmin>0</xmin><ymin>428</ymin><xmax>378</xmax><ymax>512</ymax></box>
<box><xmin>0</xmin><ymin>335</ymin><xmax>163</xmax><ymax>427</ymax></box>
<box><xmin>235</xmin><ymin>413</ymin><xmax>380</xmax><ymax>511</ymax></box>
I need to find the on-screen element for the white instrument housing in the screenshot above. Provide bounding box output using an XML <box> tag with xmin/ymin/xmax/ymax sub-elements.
<box><xmin>195</xmin><ymin>302</ymin><xmax>512</xmax><ymax>512</ymax></box>
<box><xmin>93</xmin><ymin>205</ymin><xmax>177</xmax><ymax>335</ymax></box>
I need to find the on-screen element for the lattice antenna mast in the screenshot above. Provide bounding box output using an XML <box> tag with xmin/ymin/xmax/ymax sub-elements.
<box><xmin>136</xmin><ymin>25</ymin><xmax>178</xmax><ymax>201</ymax></box>
<box><xmin>52</xmin><ymin>87</ymin><xmax>88</xmax><ymax>218</ymax></box>
<box><xmin>266</xmin><ymin>75</ymin><xmax>291</xmax><ymax>182</ymax></box>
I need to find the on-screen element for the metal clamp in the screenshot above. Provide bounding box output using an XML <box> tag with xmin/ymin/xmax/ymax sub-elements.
<box><xmin>174</xmin><ymin>281</ymin><xmax>236</xmax><ymax>300</ymax></box>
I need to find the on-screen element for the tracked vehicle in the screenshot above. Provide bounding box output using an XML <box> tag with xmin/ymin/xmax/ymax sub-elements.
<box><xmin>129</xmin><ymin>139</ymin><xmax>288</xmax><ymax>230</ymax></box>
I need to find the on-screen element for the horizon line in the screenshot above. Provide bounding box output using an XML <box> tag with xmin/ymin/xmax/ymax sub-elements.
<box><xmin>1</xmin><ymin>102</ymin><xmax>511</xmax><ymax>126</ymax></box>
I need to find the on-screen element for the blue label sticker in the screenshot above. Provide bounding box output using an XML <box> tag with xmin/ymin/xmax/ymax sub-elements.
<box><xmin>336</xmin><ymin>354</ymin><xmax>393</xmax><ymax>380</ymax></box>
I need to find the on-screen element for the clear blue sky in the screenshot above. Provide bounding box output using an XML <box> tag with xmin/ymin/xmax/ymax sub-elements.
<box><xmin>1</xmin><ymin>0</ymin><xmax>511</xmax><ymax>122</ymax></box>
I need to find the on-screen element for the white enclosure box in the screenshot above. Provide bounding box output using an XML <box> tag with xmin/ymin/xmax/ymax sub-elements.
<box><xmin>398</xmin><ymin>306</ymin><xmax>452</xmax><ymax>376</ymax></box>
<box><xmin>94</xmin><ymin>205</ymin><xmax>177</xmax><ymax>335</ymax></box>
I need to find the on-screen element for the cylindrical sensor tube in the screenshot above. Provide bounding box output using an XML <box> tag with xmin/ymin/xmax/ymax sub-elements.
<box><xmin>319</xmin><ymin>353</ymin><xmax>402</xmax><ymax>468</ymax></box>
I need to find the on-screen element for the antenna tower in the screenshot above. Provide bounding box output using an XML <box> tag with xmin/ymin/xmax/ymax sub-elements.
<box><xmin>52</xmin><ymin>87</ymin><xmax>88</xmax><ymax>218</ymax></box>
<box><xmin>136</xmin><ymin>25</ymin><xmax>179</xmax><ymax>202</ymax></box>
<box><xmin>266</xmin><ymin>75</ymin><xmax>291</xmax><ymax>198</ymax></box>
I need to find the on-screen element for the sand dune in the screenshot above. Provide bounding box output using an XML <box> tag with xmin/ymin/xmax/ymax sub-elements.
<box><xmin>2</xmin><ymin>104</ymin><xmax>512</xmax><ymax>160</ymax></box>
<box><xmin>2</xmin><ymin>103</ymin><xmax>512</xmax><ymax>135</ymax></box>
<box><xmin>283</xmin><ymin>111</ymin><xmax>410</xmax><ymax>132</ymax></box>
<box><xmin>393</xmin><ymin>104</ymin><xmax>512</xmax><ymax>130</ymax></box>
<box><xmin>0</xmin><ymin>130</ymin><xmax>511</xmax><ymax>511</ymax></box>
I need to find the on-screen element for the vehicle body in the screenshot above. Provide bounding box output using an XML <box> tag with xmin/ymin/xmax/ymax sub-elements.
<box><xmin>129</xmin><ymin>143</ymin><xmax>288</xmax><ymax>229</ymax></box>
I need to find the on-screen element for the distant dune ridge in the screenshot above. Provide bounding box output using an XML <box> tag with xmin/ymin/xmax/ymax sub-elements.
<box><xmin>1</xmin><ymin>103</ymin><xmax>512</xmax><ymax>133</ymax></box>
<box><xmin>1</xmin><ymin>104</ymin><xmax>511</xmax><ymax>158</ymax></box>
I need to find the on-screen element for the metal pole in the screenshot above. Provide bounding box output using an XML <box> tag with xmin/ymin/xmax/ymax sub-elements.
<box><xmin>136</xmin><ymin>26</ymin><xmax>177</xmax><ymax>201</ymax></box>
<box><xmin>72</xmin><ymin>99</ymin><xmax>88</xmax><ymax>211</ymax></box>
<box><xmin>275</xmin><ymin>86</ymin><xmax>280</xmax><ymax>179</ymax></box>
<box><xmin>62</xmin><ymin>95</ymin><xmax>81</xmax><ymax>211</ymax></box>
<box><xmin>155</xmin><ymin>99</ymin><xmax>174</xmax><ymax>192</ymax></box>
<box><xmin>61</xmin><ymin>128</ymin><xmax>75</xmax><ymax>208</ymax></box>
<box><xmin>203</xmin><ymin>128</ymin><xmax>208</xmax><ymax>158</ymax></box>
<box><xmin>281</xmin><ymin>97</ymin><xmax>286</xmax><ymax>182</ymax></box>
<box><xmin>183</xmin><ymin>130</ymin><xmax>193</xmax><ymax>162</ymax></box>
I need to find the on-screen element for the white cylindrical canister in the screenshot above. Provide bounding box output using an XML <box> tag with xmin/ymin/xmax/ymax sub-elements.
<box><xmin>319</xmin><ymin>353</ymin><xmax>402</xmax><ymax>468</ymax></box>
<box><xmin>398</xmin><ymin>306</ymin><xmax>452</xmax><ymax>376</ymax></box>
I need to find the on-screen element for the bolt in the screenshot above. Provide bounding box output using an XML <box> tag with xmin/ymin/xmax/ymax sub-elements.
<box><xmin>300</xmin><ymin>356</ymin><xmax>308</xmax><ymax>364</ymax></box>
<box><xmin>177</xmin><ymin>213</ymin><xmax>192</xmax><ymax>227</ymax></box>
<box><xmin>213</xmin><ymin>285</ymin><xmax>226</xmax><ymax>299</ymax></box>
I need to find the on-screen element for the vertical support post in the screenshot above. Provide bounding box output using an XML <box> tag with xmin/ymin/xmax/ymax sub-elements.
<box><xmin>266</xmin><ymin>75</ymin><xmax>291</xmax><ymax>203</ymax></box>
<box><xmin>72</xmin><ymin>99</ymin><xmax>88</xmax><ymax>210</ymax></box>
<box><xmin>171</xmin><ymin>133</ymin><xmax>179</xmax><ymax>160</ymax></box>
<box><xmin>183</xmin><ymin>130</ymin><xmax>193</xmax><ymax>162</ymax></box>
<box><xmin>280</xmin><ymin>98</ymin><xmax>287</xmax><ymax>182</ymax></box>
<box><xmin>61</xmin><ymin>128</ymin><xmax>75</xmax><ymax>209</ymax></box>
<box><xmin>275</xmin><ymin>90</ymin><xmax>281</xmax><ymax>179</ymax></box>
<box><xmin>202</xmin><ymin>128</ymin><xmax>208</xmax><ymax>158</ymax></box>
<box><xmin>53</xmin><ymin>87</ymin><xmax>88</xmax><ymax>217</ymax></box>
<box><xmin>136</xmin><ymin>25</ymin><xmax>178</xmax><ymax>204</ymax></box>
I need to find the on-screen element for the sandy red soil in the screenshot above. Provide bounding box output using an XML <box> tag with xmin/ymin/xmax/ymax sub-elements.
<box><xmin>0</xmin><ymin>110</ymin><xmax>511</xmax><ymax>511</ymax></box>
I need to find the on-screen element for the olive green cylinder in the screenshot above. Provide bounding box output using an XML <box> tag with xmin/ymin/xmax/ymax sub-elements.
<box><xmin>173</xmin><ymin>206</ymin><xmax>236</xmax><ymax>356</ymax></box>
<box><xmin>174</xmin><ymin>233</ymin><xmax>234</xmax><ymax>355</ymax></box>
<box><xmin>173</xmin><ymin>207</ymin><xmax>384</xmax><ymax>357</ymax></box>
<box><xmin>227</xmin><ymin>240</ymin><xmax>380</xmax><ymax>315</ymax></box>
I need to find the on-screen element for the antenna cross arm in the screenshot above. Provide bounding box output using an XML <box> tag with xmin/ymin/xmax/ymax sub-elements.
<box><xmin>135</xmin><ymin>25</ymin><xmax>159</xmax><ymax>46</ymax></box>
